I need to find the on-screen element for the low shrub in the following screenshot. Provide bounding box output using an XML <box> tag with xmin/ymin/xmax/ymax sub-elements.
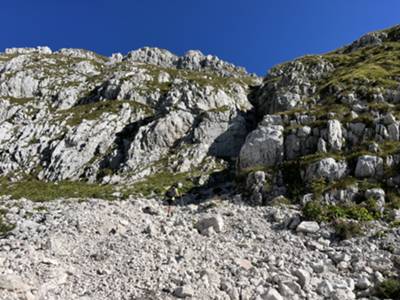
<box><xmin>333</xmin><ymin>220</ymin><xmax>363</xmax><ymax>240</ymax></box>
<box><xmin>302</xmin><ymin>201</ymin><xmax>375</xmax><ymax>223</ymax></box>
<box><xmin>0</xmin><ymin>209</ymin><xmax>15</xmax><ymax>236</ymax></box>
<box><xmin>374</xmin><ymin>278</ymin><xmax>400</xmax><ymax>299</ymax></box>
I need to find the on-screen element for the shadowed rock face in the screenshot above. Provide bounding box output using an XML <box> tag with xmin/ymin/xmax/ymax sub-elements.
<box><xmin>0</xmin><ymin>46</ymin><xmax>259</xmax><ymax>183</ymax></box>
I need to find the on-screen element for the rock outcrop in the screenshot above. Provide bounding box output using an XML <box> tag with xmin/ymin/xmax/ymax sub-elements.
<box><xmin>0</xmin><ymin>46</ymin><xmax>258</xmax><ymax>186</ymax></box>
<box><xmin>239</xmin><ymin>24</ymin><xmax>400</xmax><ymax>209</ymax></box>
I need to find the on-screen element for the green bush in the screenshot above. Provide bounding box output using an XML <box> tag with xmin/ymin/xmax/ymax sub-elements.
<box><xmin>333</xmin><ymin>220</ymin><xmax>363</xmax><ymax>240</ymax></box>
<box><xmin>375</xmin><ymin>278</ymin><xmax>400</xmax><ymax>299</ymax></box>
<box><xmin>302</xmin><ymin>201</ymin><xmax>375</xmax><ymax>223</ymax></box>
<box><xmin>387</xmin><ymin>192</ymin><xmax>400</xmax><ymax>209</ymax></box>
<box><xmin>0</xmin><ymin>177</ymin><xmax>116</xmax><ymax>201</ymax></box>
<box><xmin>281</xmin><ymin>161</ymin><xmax>305</xmax><ymax>201</ymax></box>
<box><xmin>303</xmin><ymin>201</ymin><xmax>326</xmax><ymax>222</ymax></box>
<box><xmin>0</xmin><ymin>209</ymin><xmax>15</xmax><ymax>236</ymax></box>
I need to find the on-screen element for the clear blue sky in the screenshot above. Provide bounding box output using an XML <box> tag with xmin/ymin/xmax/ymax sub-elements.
<box><xmin>1</xmin><ymin>0</ymin><xmax>399</xmax><ymax>75</ymax></box>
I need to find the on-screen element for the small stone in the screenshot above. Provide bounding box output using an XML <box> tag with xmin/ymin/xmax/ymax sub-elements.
<box><xmin>0</xmin><ymin>274</ymin><xmax>31</xmax><ymax>291</ymax></box>
<box><xmin>280</xmin><ymin>281</ymin><xmax>302</xmax><ymax>296</ymax></box>
<box><xmin>392</xmin><ymin>209</ymin><xmax>400</xmax><ymax>221</ymax></box>
<box><xmin>142</xmin><ymin>206</ymin><xmax>159</xmax><ymax>216</ymax></box>
<box><xmin>261</xmin><ymin>288</ymin><xmax>283</xmax><ymax>300</ymax></box>
<box><xmin>317</xmin><ymin>280</ymin><xmax>334</xmax><ymax>297</ymax></box>
<box><xmin>293</xmin><ymin>268</ymin><xmax>310</xmax><ymax>288</ymax></box>
<box><xmin>200</xmin><ymin>269</ymin><xmax>220</xmax><ymax>287</ymax></box>
<box><xmin>355</xmin><ymin>155</ymin><xmax>384</xmax><ymax>178</ymax></box>
<box><xmin>331</xmin><ymin>289</ymin><xmax>356</xmax><ymax>300</ymax></box>
<box><xmin>174</xmin><ymin>285</ymin><xmax>194</xmax><ymax>298</ymax></box>
<box><xmin>368</xmin><ymin>142</ymin><xmax>380</xmax><ymax>153</ymax></box>
<box><xmin>297</xmin><ymin>126</ymin><xmax>311</xmax><ymax>137</ymax></box>
<box><xmin>112</xmin><ymin>192</ymin><xmax>122</xmax><ymax>198</ymax></box>
<box><xmin>311</xmin><ymin>262</ymin><xmax>325</xmax><ymax>273</ymax></box>
<box><xmin>196</xmin><ymin>215</ymin><xmax>224</xmax><ymax>235</ymax></box>
<box><xmin>236</xmin><ymin>258</ymin><xmax>253</xmax><ymax>270</ymax></box>
<box><xmin>356</xmin><ymin>277</ymin><xmax>372</xmax><ymax>290</ymax></box>
<box><xmin>296</xmin><ymin>221</ymin><xmax>320</xmax><ymax>234</ymax></box>
<box><xmin>337</xmin><ymin>261</ymin><xmax>349</xmax><ymax>270</ymax></box>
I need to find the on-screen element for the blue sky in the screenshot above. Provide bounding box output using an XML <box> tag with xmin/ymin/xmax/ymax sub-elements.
<box><xmin>0</xmin><ymin>0</ymin><xmax>399</xmax><ymax>75</ymax></box>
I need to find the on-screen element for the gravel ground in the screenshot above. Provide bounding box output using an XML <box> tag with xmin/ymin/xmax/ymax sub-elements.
<box><xmin>0</xmin><ymin>196</ymin><xmax>399</xmax><ymax>300</ymax></box>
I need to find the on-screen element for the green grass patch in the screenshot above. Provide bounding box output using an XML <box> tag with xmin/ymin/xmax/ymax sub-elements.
<box><xmin>387</xmin><ymin>192</ymin><xmax>400</xmax><ymax>209</ymax></box>
<box><xmin>2</xmin><ymin>97</ymin><xmax>34</xmax><ymax>106</ymax></box>
<box><xmin>0</xmin><ymin>177</ymin><xmax>116</xmax><ymax>201</ymax></box>
<box><xmin>56</xmin><ymin>100</ymin><xmax>154</xmax><ymax>126</ymax></box>
<box><xmin>207</xmin><ymin>105</ymin><xmax>230</xmax><ymax>113</ymax></box>
<box><xmin>140</xmin><ymin>64</ymin><xmax>257</xmax><ymax>93</ymax></box>
<box><xmin>125</xmin><ymin>171</ymin><xmax>196</xmax><ymax>197</ymax></box>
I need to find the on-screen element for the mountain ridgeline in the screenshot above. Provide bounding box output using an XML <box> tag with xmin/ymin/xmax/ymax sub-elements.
<box><xmin>1</xmin><ymin>25</ymin><xmax>400</xmax><ymax>207</ymax></box>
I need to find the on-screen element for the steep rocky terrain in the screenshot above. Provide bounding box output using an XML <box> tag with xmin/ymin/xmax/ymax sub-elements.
<box><xmin>0</xmin><ymin>46</ymin><xmax>258</xmax><ymax>189</ymax></box>
<box><xmin>1</xmin><ymin>25</ymin><xmax>400</xmax><ymax>299</ymax></box>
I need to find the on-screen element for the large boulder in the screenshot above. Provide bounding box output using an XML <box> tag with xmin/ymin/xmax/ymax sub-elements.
<box><xmin>194</xmin><ymin>110</ymin><xmax>249</xmax><ymax>158</ymax></box>
<box><xmin>355</xmin><ymin>155</ymin><xmax>384</xmax><ymax>178</ymax></box>
<box><xmin>239</xmin><ymin>116</ymin><xmax>284</xmax><ymax>169</ymax></box>
<box><xmin>304</xmin><ymin>157</ymin><xmax>347</xmax><ymax>182</ymax></box>
<box><xmin>326</xmin><ymin>120</ymin><xmax>343</xmax><ymax>151</ymax></box>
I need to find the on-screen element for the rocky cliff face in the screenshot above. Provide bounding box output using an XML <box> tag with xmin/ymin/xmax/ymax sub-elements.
<box><xmin>0</xmin><ymin>46</ymin><xmax>258</xmax><ymax>191</ymax></box>
<box><xmin>2</xmin><ymin>25</ymin><xmax>400</xmax><ymax>208</ymax></box>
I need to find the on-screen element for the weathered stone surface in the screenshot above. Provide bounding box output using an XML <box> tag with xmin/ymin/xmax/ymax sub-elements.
<box><xmin>239</xmin><ymin>117</ymin><xmax>284</xmax><ymax>169</ymax></box>
<box><xmin>262</xmin><ymin>288</ymin><xmax>283</xmax><ymax>300</ymax></box>
<box><xmin>196</xmin><ymin>215</ymin><xmax>224</xmax><ymax>234</ymax></box>
<box><xmin>304</xmin><ymin>157</ymin><xmax>347</xmax><ymax>182</ymax></box>
<box><xmin>0</xmin><ymin>46</ymin><xmax>255</xmax><ymax>182</ymax></box>
<box><xmin>327</xmin><ymin>119</ymin><xmax>343</xmax><ymax>151</ymax></box>
<box><xmin>174</xmin><ymin>285</ymin><xmax>194</xmax><ymax>298</ymax></box>
<box><xmin>355</xmin><ymin>155</ymin><xmax>384</xmax><ymax>178</ymax></box>
<box><xmin>0</xmin><ymin>275</ymin><xmax>30</xmax><ymax>291</ymax></box>
<box><xmin>296</xmin><ymin>221</ymin><xmax>320</xmax><ymax>234</ymax></box>
<box><xmin>293</xmin><ymin>268</ymin><xmax>311</xmax><ymax>288</ymax></box>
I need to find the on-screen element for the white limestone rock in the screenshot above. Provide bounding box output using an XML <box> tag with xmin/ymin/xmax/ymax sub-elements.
<box><xmin>355</xmin><ymin>155</ymin><xmax>384</xmax><ymax>178</ymax></box>
<box><xmin>261</xmin><ymin>288</ymin><xmax>283</xmax><ymax>300</ymax></box>
<box><xmin>296</xmin><ymin>221</ymin><xmax>320</xmax><ymax>234</ymax></box>
<box><xmin>304</xmin><ymin>157</ymin><xmax>347</xmax><ymax>182</ymax></box>
<box><xmin>174</xmin><ymin>285</ymin><xmax>194</xmax><ymax>298</ymax></box>
<box><xmin>327</xmin><ymin>119</ymin><xmax>343</xmax><ymax>151</ymax></box>
<box><xmin>239</xmin><ymin>117</ymin><xmax>284</xmax><ymax>169</ymax></box>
